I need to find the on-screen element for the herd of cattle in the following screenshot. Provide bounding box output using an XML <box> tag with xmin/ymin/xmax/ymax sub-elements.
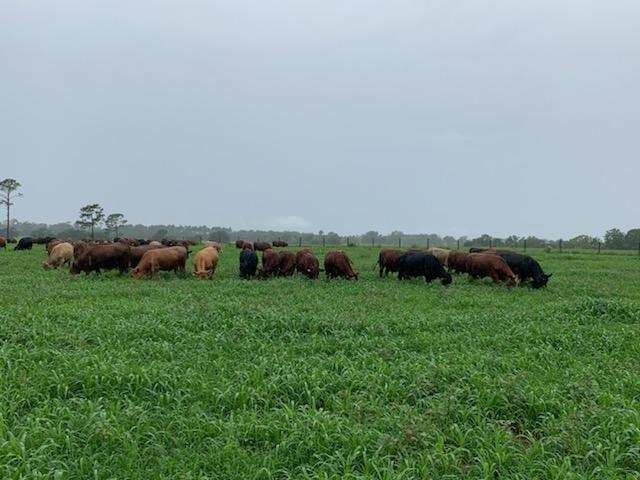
<box><xmin>0</xmin><ymin>235</ymin><xmax>551</xmax><ymax>288</ymax></box>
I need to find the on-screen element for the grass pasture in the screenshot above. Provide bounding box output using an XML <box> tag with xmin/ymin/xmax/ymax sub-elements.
<box><xmin>1</xmin><ymin>245</ymin><xmax>640</xmax><ymax>479</ymax></box>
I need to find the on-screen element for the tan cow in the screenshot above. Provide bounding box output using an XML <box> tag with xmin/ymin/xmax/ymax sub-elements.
<box><xmin>131</xmin><ymin>246</ymin><xmax>188</xmax><ymax>279</ymax></box>
<box><xmin>202</xmin><ymin>241</ymin><xmax>222</xmax><ymax>251</ymax></box>
<box><xmin>42</xmin><ymin>242</ymin><xmax>74</xmax><ymax>269</ymax></box>
<box><xmin>426</xmin><ymin>247</ymin><xmax>450</xmax><ymax>267</ymax></box>
<box><xmin>194</xmin><ymin>246</ymin><xmax>219</xmax><ymax>279</ymax></box>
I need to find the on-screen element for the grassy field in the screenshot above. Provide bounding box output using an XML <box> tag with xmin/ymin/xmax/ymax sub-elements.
<box><xmin>1</xmin><ymin>245</ymin><xmax>639</xmax><ymax>479</ymax></box>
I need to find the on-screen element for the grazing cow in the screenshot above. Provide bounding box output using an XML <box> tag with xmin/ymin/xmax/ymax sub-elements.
<box><xmin>324</xmin><ymin>251</ymin><xmax>358</xmax><ymax>280</ymax></box>
<box><xmin>160</xmin><ymin>239</ymin><xmax>189</xmax><ymax>247</ymax></box>
<box><xmin>447</xmin><ymin>251</ymin><xmax>470</xmax><ymax>273</ymax></box>
<box><xmin>278</xmin><ymin>251</ymin><xmax>296</xmax><ymax>276</ymax></box>
<box><xmin>130</xmin><ymin>244</ymin><xmax>165</xmax><ymax>268</ymax></box>
<box><xmin>377</xmin><ymin>249</ymin><xmax>403</xmax><ymax>277</ymax></box>
<box><xmin>236</xmin><ymin>240</ymin><xmax>254</xmax><ymax>251</ymax></box>
<box><xmin>0</xmin><ymin>236</ymin><xmax>6</xmax><ymax>249</ymax></box>
<box><xmin>70</xmin><ymin>242</ymin><xmax>131</xmax><ymax>274</ymax></box>
<box><xmin>465</xmin><ymin>253</ymin><xmax>517</xmax><ymax>286</ymax></box>
<box><xmin>296</xmin><ymin>250</ymin><xmax>320</xmax><ymax>279</ymax></box>
<box><xmin>203</xmin><ymin>241</ymin><xmax>222</xmax><ymax>251</ymax></box>
<box><xmin>397</xmin><ymin>252</ymin><xmax>452</xmax><ymax>285</ymax></box>
<box><xmin>46</xmin><ymin>239</ymin><xmax>64</xmax><ymax>255</ymax></box>
<box><xmin>486</xmin><ymin>251</ymin><xmax>551</xmax><ymax>288</ymax></box>
<box><xmin>42</xmin><ymin>242</ymin><xmax>74</xmax><ymax>269</ymax></box>
<box><xmin>272</xmin><ymin>240</ymin><xmax>288</xmax><ymax>248</ymax></box>
<box><xmin>239</xmin><ymin>249</ymin><xmax>258</xmax><ymax>279</ymax></box>
<box><xmin>131</xmin><ymin>246</ymin><xmax>187</xmax><ymax>279</ymax></box>
<box><xmin>295</xmin><ymin>248</ymin><xmax>313</xmax><ymax>265</ymax></box>
<box><xmin>194</xmin><ymin>246</ymin><xmax>219</xmax><ymax>279</ymax></box>
<box><xmin>14</xmin><ymin>237</ymin><xmax>34</xmax><ymax>251</ymax></box>
<box><xmin>254</xmin><ymin>241</ymin><xmax>271</xmax><ymax>252</ymax></box>
<box><xmin>469</xmin><ymin>247</ymin><xmax>497</xmax><ymax>253</ymax></box>
<box><xmin>259</xmin><ymin>248</ymin><xmax>280</xmax><ymax>278</ymax></box>
<box><xmin>33</xmin><ymin>236</ymin><xmax>53</xmax><ymax>245</ymax></box>
<box><xmin>426</xmin><ymin>247</ymin><xmax>450</xmax><ymax>266</ymax></box>
<box><xmin>116</xmin><ymin>237</ymin><xmax>139</xmax><ymax>246</ymax></box>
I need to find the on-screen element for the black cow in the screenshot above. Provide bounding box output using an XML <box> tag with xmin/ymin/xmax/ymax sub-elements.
<box><xmin>492</xmin><ymin>251</ymin><xmax>551</xmax><ymax>288</ymax></box>
<box><xmin>239</xmin><ymin>249</ymin><xmax>258</xmax><ymax>279</ymax></box>
<box><xmin>14</xmin><ymin>237</ymin><xmax>34</xmax><ymax>251</ymax></box>
<box><xmin>397</xmin><ymin>251</ymin><xmax>452</xmax><ymax>285</ymax></box>
<box><xmin>34</xmin><ymin>236</ymin><xmax>55</xmax><ymax>245</ymax></box>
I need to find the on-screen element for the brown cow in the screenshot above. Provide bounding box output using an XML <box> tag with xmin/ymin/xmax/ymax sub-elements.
<box><xmin>447</xmin><ymin>251</ymin><xmax>469</xmax><ymax>273</ymax></box>
<box><xmin>0</xmin><ymin>236</ymin><xmax>6</xmax><ymax>249</ymax></box>
<box><xmin>259</xmin><ymin>248</ymin><xmax>280</xmax><ymax>278</ymax></box>
<box><xmin>254</xmin><ymin>241</ymin><xmax>271</xmax><ymax>252</ymax></box>
<box><xmin>194</xmin><ymin>246</ymin><xmax>219</xmax><ymax>279</ymax></box>
<box><xmin>278</xmin><ymin>251</ymin><xmax>296</xmax><ymax>276</ymax></box>
<box><xmin>116</xmin><ymin>237</ymin><xmax>139</xmax><ymax>246</ymax></box>
<box><xmin>295</xmin><ymin>248</ymin><xmax>313</xmax><ymax>265</ymax></box>
<box><xmin>236</xmin><ymin>240</ymin><xmax>254</xmax><ymax>250</ymax></box>
<box><xmin>235</xmin><ymin>240</ymin><xmax>253</xmax><ymax>250</ymax></box>
<box><xmin>131</xmin><ymin>246</ymin><xmax>188</xmax><ymax>279</ymax></box>
<box><xmin>324</xmin><ymin>251</ymin><xmax>358</xmax><ymax>280</ymax></box>
<box><xmin>296</xmin><ymin>250</ymin><xmax>320</xmax><ymax>279</ymax></box>
<box><xmin>43</xmin><ymin>242</ymin><xmax>74</xmax><ymax>269</ymax></box>
<box><xmin>130</xmin><ymin>244</ymin><xmax>165</xmax><ymax>268</ymax></box>
<box><xmin>70</xmin><ymin>242</ymin><xmax>131</xmax><ymax>274</ymax></box>
<box><xmin>203</xmin><ymin>241</ymin><xmax>222</xmax><ymax>251</ymax></box>
<box><xmin>465</xmin><ymin>253</ymin><xmax>517</xmax><ymax>286</ymax></box>
<box><xmin>149</xmin><ymin>240</ymin><xmax>162</xmax><ymax>247</ymax></box>
<box><xmin>377</xmin><ymin>249</ymin><xmax>403</xmax><ymax>277</ymax></box>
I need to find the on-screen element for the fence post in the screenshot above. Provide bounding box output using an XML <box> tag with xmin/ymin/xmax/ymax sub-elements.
<box><xmin>598</xmin><ymin>241</ymin><xmax>601</xmax><ymax>254</ymax></box>
<box><xmin>298</xmin><ymin>237</ymin><xmax>302</xmax><ymax>247</ymax></box>
<box><xmin>398</xmin><ymin>236</ymin><xmax>402</xmax><ymax>248</ymax></box>
<box><xmin>638</xmin><ymin>241</ymin><xmax>640</xmax><ymax>256</ymax></box>
<box><xmin>322</xmin><ymin>236</ymin><xmax>325</xmax><ymax>247</ymax></box>
<box><xmin>371</xmin><ymin>237</ymin><xmax>374</xmax><ymax>247</ymax></box>
<box><xmin>457</xmin><ymin>239</ymin><xmax>460</xmax><ymax>250</ymax></box>
<box><xmin>489</xmin><ymin>237</ymin><xmax>492</xmax><ymax>248</ymax></box>
<box><xmin>523</xmin><ymin>239</ymin><xmax>527</xmax><ymax>252</ymax></box>
<box><xmin>559</xmin><ymin>239</ymin><xmax>563</xmax><ymax>252</ymax></box>
<box><xmin>427</xmin><ymin>238</ymin><xmax>430</xmax><ymax>249</ymax></box>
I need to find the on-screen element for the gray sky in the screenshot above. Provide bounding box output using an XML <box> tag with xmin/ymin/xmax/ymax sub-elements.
<box><xmin>2</xmin><ymin>0</ymin><xmax>639</xmax><ymax>238</ymax></box>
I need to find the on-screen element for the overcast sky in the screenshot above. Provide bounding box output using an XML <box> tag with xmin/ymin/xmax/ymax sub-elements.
<box><xmin>2</xmin><ymin>0</ymin><xmax>638</xmax><ymax>238</ymax></box>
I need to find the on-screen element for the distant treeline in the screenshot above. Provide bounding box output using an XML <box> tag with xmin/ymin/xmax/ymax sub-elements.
<box><xmin>8</xmin><ymin>221</ymin><xmax>640</xmax><ymax>250</ymax></box>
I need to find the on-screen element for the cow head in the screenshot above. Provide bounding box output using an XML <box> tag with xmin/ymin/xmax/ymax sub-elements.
<box><xmin>532</xmin><ymin>273</ymin><xmax>552</xmax><ymax>288</ymax></box>
<box><xmin>131</xmin><ymin>267</ymin><xmax>144</xmax><ymax>279</ymax></box>
<box><xmin>69</xmin><ymin>261</ymin><xmax>81</xmax><ymax>274</ymax></box>
<box><xmin>194</xmin><ymin>270</ymin><xmax>210</xmax><ymax>279</ymax></box>
<box><xmin>441</xmin><ymin>272</ymin><xmax>453</xmax><ymax>286</ymax></box>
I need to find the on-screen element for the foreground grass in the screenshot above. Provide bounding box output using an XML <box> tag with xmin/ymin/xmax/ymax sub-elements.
<box><xmin>1</xmin><ymin>245</ymin><xmax>639</xmax><ymax>479</ymax></box>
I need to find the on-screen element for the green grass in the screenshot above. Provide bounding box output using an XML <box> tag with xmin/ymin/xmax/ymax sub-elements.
<box><xmin>1</xmin><ymin>245</ymin><xmax>639</xmax><ymax>479</ymax></box>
